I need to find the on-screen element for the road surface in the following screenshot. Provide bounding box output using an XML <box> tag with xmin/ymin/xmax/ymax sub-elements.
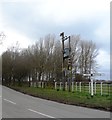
<box><xmin>1</xmin><ymin>85</ymin><xmax>111</xmax><ymax>118</ymax></box>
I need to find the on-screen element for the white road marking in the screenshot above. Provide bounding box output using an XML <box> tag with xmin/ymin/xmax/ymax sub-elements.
<box><xmin>4</xmin><ymin>99</ymin><xmax>16</xmax><ymax>105</ymax></box>
<box><xmin>28</xmin><ymin>109</ymin><xmax>55</xmax><ymax>118</ymax></box>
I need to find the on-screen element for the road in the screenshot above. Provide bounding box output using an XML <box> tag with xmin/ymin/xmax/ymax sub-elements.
<box><xmin>1</xmin><ymin>85</ymin><xmax>111</xmax><ymax>119</ymax></box>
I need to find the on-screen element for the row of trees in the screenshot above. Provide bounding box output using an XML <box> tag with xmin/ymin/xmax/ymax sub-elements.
<box><xmin>2</xmin><ymin>34</ymin><xmax>98</xmax><ymax>86</ymax></box>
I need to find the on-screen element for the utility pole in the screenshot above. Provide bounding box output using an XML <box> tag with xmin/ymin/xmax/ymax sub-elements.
<box><xmin>60</xmin><ymin>32</ymin><xmax>65</xmax><ymax>91</ymax></box>
<box><xmin>68</xmin><ymin>36</ymin><xmax>72</xmax><ymax>92</ymax></box>
<box><xmin>60</xmin><ymin>32</ymin><xmax>71</xmax><ymax>91</ymax></box>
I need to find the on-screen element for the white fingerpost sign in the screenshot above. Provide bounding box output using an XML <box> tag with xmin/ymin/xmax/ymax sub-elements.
<box><xmin>91</xmin><ymin>78</ymin><xmax>94</xmax><ymax>97</ymax></box>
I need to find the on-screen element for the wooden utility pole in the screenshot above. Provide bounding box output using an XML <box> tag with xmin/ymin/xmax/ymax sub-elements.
<box><xmin>68</xmin><ymin>36</ymin><xmax>72</xmax><ymax>92</ymax></box>
<box><xmin>60</xmin><ymin>32</ymin><xmax>71</xmax><ymax>91</ymax></box>
<box><xmin>60</xmin><ymin>32</ymin><xmax>65</xmax><ymax>91</ymax></box>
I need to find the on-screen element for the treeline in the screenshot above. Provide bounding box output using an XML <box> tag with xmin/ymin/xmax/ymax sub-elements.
<box><xmin>2</xmin><ymin>34</ymin><xmax>98</xmax><ymax>86</ymax></box>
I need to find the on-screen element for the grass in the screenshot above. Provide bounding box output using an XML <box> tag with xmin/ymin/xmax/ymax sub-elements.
<box><xmin>8</xmin><ymin>84</ymin><xmax>112</xmax><ymax>112</ymax></box>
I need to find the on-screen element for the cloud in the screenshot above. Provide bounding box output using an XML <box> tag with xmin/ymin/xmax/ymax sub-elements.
<box><xmin>96</xmin><ymin>50</ymin><xmax>110</xmax><ymax>71</ymax></box>
<box><xmin>0</xmin><ymin>28</ymin><xmax>32</xmax><ymax>55</ymax></box>
<box><xmin>30</xmin><ymin>0</ymin><xmax>109</xmax><ymax>25</ymax></box>
<box><xmin>95</xmin><ymin>50</ymin><xmax>110</xmax><ymax>80</ymax></box>
<box><xmin>1</xmin><ymin>0</ymin><xmax>110</xmax><ymax>37</ymax></box>
<box><xmin>93</xmin><ymin>16</ymin><xmax>110</xmax><ymax>52</ymax></box>
<box><xmin>1</xmin><ymin>0</ymin><xmax>110</xmax><ymax>46</ymax></box>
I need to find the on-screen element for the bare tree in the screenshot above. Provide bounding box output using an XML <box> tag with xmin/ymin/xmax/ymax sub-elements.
<box><xmin>44</xmin><ymin>34</ymin><xmax>55</xmax><ymax>81</ymax></box>
<box><xmin>2</xmin><ymin>33</ymin><xmax>99</xmax><ymax>87</ymax></box>
<box><xmin>78</xmin><ymin>40</ymin><xmax>99</xmax><ymax>78</ymax></box>
<box><xmin>70</xmin><ymin>35</ymin><xmax>80</xmax><ymax>75</ymax></box>
<box><xmin>53</xmin><ymin>39</ymin><xmax>62</xmax><ymax>81</ymax></box>
<box><xmin>2</xmin><ymin>50</ymin><xmax>13</xmax><ymax>85</ymax></box>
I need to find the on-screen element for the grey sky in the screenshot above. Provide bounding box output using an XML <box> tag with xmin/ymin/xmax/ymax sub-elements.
<box><xmin>0</xmin><ymin>0</ymin><xmax>110</xmax><ymax>80</ymax></box>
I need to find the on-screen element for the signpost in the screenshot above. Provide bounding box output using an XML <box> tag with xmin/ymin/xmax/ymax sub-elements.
<box><xmin>83</xmin><ymin>73</ymin><xmax>104</xmax><ymax>97</ymax></box>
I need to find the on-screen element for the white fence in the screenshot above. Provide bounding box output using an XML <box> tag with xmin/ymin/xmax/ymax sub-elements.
<box><xmin>30</xmin><ymin>81</ymin><xmax>111</xmax><ymax>96</ymax></box>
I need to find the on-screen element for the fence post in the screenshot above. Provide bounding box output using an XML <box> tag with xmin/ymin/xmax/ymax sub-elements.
<box><xmin>65</xmin><ymin>82</ymin><xmax>67</xmax><ymax>91</ymax></box>
<box><xmin>89</xmin><ymin>82</ymin><xmax>90</xmax><ymax>94</ymax></box>
<box><xmin>94</xmin><ymin>82</ymin><xmax>96</xmax><ymax>94</ymax></box>
<box><xmin>60</xmin><ymin>82</ymin><xmax>62</xmax><ymax>90</ymax></box>
<box><xmin>91</xmin><ymin>79</ymin><xmax>94</xmax><ymax>97</ymax></box>
<box><xmin>108</xmin><ymin>83</ymin><xmax>110</xmax><ymax>96</ymax></box>
<box><xmin>101</xmin><ymin>82</ymin><xmax>103</xmax><ymax>95</ymax></box>
<box><xmin>39</xmin><ymin>82</ymin><xmax>41</xmax><ymax>88</ymax></box>
<box><xmin>79</xmin><ymin>82</ymin><xmax>81</xmax><ymax>92</ymax></box>
<box><xmin>76</xmin><ymin>82</ymin><xmax>77</xmax><ymax>91</ymax></box>
<box><xmin>109</xmin><ymin>84</ymin><xmax>110</xmax><ymax>96</ymax></box>
<box><xmin>72</xmin><ymin>82</ymin><xmax>74</xmax><ymax>92</ymax></box>
<box><xmin>42</xmin><ymin>82</ymin><xmax>44</xmax><ymax>88</ymax></box>
<box><xmin>55</xmin><ymin>82</ymin><xmax>57</xmax><ymax>89</ymax></box>
<box><xmin>105</xmin><ymin>83</ymin><xmax>108</xmax><ymax>95</ymax></box>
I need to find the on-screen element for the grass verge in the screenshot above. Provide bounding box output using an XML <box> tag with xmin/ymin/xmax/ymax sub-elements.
<box><xmin>7</xmin><ymin>85</ymin><xmax>112</xmax><ymax>112</ymax></box>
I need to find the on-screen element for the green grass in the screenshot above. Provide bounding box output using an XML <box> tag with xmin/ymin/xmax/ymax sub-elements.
<box><xmin>9</xmin><ymin>84</ymin><xmax>112</xmax><ymax>112</ymax></box>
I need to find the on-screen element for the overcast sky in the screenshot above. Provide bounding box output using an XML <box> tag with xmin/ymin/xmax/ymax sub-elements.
<box><xmin>0</xmin><ymin>0</ymin><xmax>110</xmax><ymax>80</ymax></box>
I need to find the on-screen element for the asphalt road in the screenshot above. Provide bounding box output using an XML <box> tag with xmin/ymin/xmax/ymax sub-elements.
<box><xmin>1</xmin><ymin>85</ymin><xmax>111</xmax><ymax>118</ymax></box>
